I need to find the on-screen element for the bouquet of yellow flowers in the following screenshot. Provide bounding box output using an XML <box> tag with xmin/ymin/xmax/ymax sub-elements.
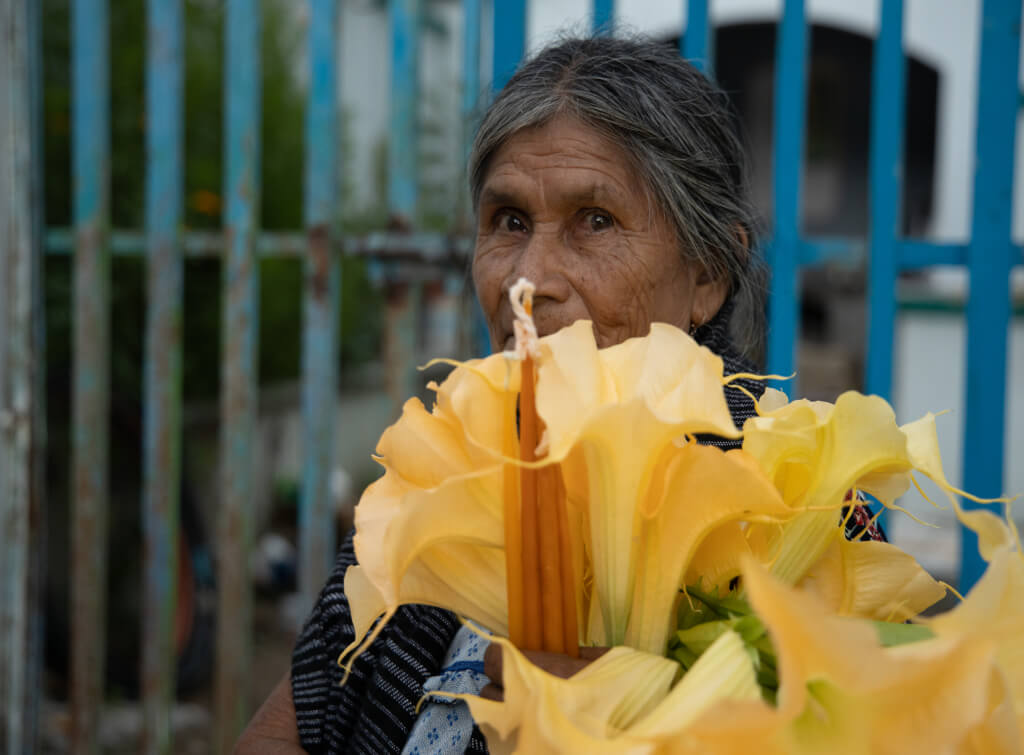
<box><xmin>341</xmin><ymin>280</ymin><xmax>1019</xmax><ymax>754</ymax></box>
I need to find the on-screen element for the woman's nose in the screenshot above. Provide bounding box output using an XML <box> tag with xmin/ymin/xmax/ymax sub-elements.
<box><xmin>508</xmin><ymin>228</ymin><xmax>567</xmax><ymax>301</ymax></box>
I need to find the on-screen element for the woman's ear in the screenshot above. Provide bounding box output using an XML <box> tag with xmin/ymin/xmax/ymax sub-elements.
<box><xmin>691</xmin><ymin>225</ymin><xmax>748</xmax><ymax>328</ymax></box>
<box><xmin>691</xmin><ymin>266</ymin><xmax>730</xmax><ymax>327</ymax></box>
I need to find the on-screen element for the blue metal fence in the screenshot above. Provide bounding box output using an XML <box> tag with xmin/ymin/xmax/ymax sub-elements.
<box><xmin>70</xmin><ymin>0</ymin><xmax>111</xmax><ymax>750</ymax></box>
<box><xmin>0</xmin><ymin>0</ymin><xmax>1020</xmax><ymax>751</ymax></box>
<box><xmin>141</xmin><ymin>0</ymin><xmax>184</xmax><ymax>751</ymax></box>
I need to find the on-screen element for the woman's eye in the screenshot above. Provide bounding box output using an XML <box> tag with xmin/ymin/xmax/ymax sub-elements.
<box><xmin>585</xmin><ymin>211</ymin><xmax>614</xmax><ymax>232</ymax></box>
<box><xmin>495</xmin><ymin>210</ymin><xmax>527</xmax><ymax>233</ymax></box>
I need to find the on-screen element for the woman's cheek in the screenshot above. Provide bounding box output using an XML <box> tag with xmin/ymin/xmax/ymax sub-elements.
<box><xmin>472</xmin><ymin>247</ymin><xmax>512</xmax><ymax>321</ymax></box>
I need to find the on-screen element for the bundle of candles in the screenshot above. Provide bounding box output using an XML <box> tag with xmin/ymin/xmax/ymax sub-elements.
<box><xmin>503</xmin><ymin>279</ymin><xmax>579</xmax><ymax>658</ymax></box>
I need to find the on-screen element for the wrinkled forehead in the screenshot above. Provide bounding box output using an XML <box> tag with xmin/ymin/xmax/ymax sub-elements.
<box><xmin>476</xmin><ymin>114</ymin><xmax>656</xmax><ymax>213</ymax></box>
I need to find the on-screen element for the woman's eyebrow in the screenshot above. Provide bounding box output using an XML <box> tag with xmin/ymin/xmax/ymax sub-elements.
<box><xmin>479</xmin><ymin>181</ymin><xmax>627</xmax><ymax>209</ymax></box>
<box><xmin>558</xmin><ymin>182</ymin><xmax>626</xmax><ymax>206</ymax></box>
<box><xmin>478</xmin><ymin>187</ymin><xmax>521</xmax><ymax>207</ymax></box>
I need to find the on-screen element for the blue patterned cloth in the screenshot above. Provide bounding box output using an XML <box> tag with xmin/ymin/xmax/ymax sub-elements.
<box><xmin>402</xmin><ymin>624</ymin><xmax>493</xmax><ymax>755</ymax></box>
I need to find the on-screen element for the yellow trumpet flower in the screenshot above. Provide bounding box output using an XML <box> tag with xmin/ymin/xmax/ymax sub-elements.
<box><xmin>344</xmin><ymin>319</ymin><xmax>791</xmax><ymax>660</ymax></box>
<box><xmin>740</xmin><ymin>390</ymin><xmax>953</xmax><ymax>594</ymax></box>
<box><xmin>462</xmin><ymin>629</ymin><xmax>762</xmax><ymax>755</ymax></box>
<box><xmin>340</xmin><ymin>292</ymin><xmax>1016</xmax><ymax>752</ymax></box>
<box><xmin>740</xmin><ymin>558</ymin><xmax>1005</xmax><ymax>755</ymax></box>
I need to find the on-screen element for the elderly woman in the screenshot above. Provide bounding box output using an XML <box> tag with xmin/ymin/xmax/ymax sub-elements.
<box><xmin>238</xmin><ymin>34</ymin><xmax>881</xmax><ymax>754</ymax></box>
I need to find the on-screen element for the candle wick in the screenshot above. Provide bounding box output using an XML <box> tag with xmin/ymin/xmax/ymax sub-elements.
<box><xmin>507</xmin><ymin>277</ymin><xmax>540</xmax><ymax>361</ymax></box>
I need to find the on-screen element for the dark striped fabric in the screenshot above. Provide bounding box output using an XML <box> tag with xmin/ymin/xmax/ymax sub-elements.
<box><xmin>691</xmin><ymin>297</ymin><xmax>766</xmax><ymax>447</ymax></box>
<box><xmin>290</xmin><ymin>302</ymin><xmax>881</xmax><ymax>753</ymax></box>
<box><xmin>291</xmin><ymin>531</ymin><xmax>490</xmax><ymax>753</ymax></box>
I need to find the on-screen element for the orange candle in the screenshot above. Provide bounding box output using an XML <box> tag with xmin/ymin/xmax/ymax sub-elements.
<box><xmin>555</xmin><ymin>471</ymin><xmax>579</xmax><ymax>658</ymax></box>
<box><xmin>537</xmin><ymin>464</ymin><xmax>566</xmax><ymax>654</ymax></box>
<box><xmin>503</xmin><ymin>387</ymin><xmax>525</xmax><ymax>648</ymax></box>
<box><xmin>506</xmin><ymin>280</ymin><xmax>578</xmax><ymax>656</ymax></box>
<box><xmin>519</xmin><ymin>350</ymin><xmax>544</xmax><ymax>651</ymax></box>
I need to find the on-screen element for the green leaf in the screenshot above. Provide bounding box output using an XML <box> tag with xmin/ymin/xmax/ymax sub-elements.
<box><xmin>872</xmin><ymin>620</ymin><xmax>935</xmax><ymax>647</ymax></box>
<box><xmin>676</xmin><ymin>621</ymin><xmax>731</xmax><ymax>655</ymax></box>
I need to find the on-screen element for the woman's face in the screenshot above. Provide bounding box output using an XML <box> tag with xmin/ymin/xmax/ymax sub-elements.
<box><xmin>473</xmin><ymin>115</ymin><xmax>728</xmax><ymax>352</ymax></box>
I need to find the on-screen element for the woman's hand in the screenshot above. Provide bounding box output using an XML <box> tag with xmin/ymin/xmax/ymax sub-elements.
<box><xmin>480</xmin><ymin>644</ymin><xmax>609</xmax><ymax>701</ymax></box>
<box><xmin>234</xmin><ymin>672</ymin><xmax>307</xmax><ymax>754</ymax></box>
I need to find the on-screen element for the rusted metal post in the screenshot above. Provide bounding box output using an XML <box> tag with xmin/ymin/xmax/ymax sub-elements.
<box><xmin>298</xmin><ymin>0</ymin><xmax>341</xmax><ymax>615</ymax></box>
<box><xmin>215</xmin><ymin>0</ymin><xmax>261</xmax><ymax>750</ymax></box>
<box><xmin>0</xmin><ymin>0</ymin><xmax>46</xmax><ymax>751</ymax></box>
<box><xmin>384</xmin><ymin>280</ymin><xmax>423</xmax><ymax>411</ymax></box>
<box><xmin>141</xmin><ymin>0</ymin><xmax>184</xmax><ymax>752</ymax></box>
<box><xmin>70</xmin><ymin>0</ymin><xmax>111</xmax><ymax>752</ymax></box>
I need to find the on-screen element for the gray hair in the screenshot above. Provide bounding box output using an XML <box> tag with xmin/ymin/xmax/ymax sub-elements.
<box><xmin>469</xmin><ymin>35</ymin><xmax>765</xmax><ymax>361</ymax></box>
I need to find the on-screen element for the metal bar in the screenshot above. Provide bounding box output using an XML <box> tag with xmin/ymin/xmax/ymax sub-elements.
<box><xmin>389</xmin><ymin>0</ymin><xmax>419</xmax><ymax>223</ymax></box>
<box><xmin>298</xmin><ymin>0</ymin><xmax>340</xmax><ymax>619</ymax></box>
<box><xmin>682</xmin><ymin>0</ymin><xmax>713</xmax><ymax>75</ymax></box>
<box><xmin>70</xmin><ymin>0</ymin><xmax>110</xmax><ymax>751</ymax></box>
<box><xmin>492</xmin><ymin>0</ymin><xmax>526</xmax><ymax>93</ymax></box>
<box><xmin>39</xmin><ymin>228</ymin><xmax>1024</xmax><ymax>268</ymax></box>
<box><xmin>898</xmin><ymin>240</ymin><xmax>968</xmax><ymax>269</ymax></box>
<box><xmin>384</xmin><ymin>281</ymin><xmax>424</xmax><ymax>410</ymax></box>
<box><xmin>0</xmin><ymin>0</ymin><xmax>45</xmax><ymax>750</ymax></box>
<box><xmin>766</xmin><ymin>0</ymin><xmax>808</xmax><ymax>392</ymax></box>
<box><xmin>459</xmin><ymin>0</ymin><xmax>488</xmax><ymax>354</ymax></box>
<box><xmin>798</xmin><ymin>237</ymin><xmax>865</xmax><ymax>266</ymax></box>
<box><xmin>593</xmin><ymin>0</ymin><xmax>614</xmax><ymax>34</ymax></box>
<box><xmin>215</xmin><ymin>0</ymin><xmax>261</xmax><ymax>749</ymax></box>
<box><xmin>462</xmin><ymin>0</ymin><xmax>481</xmax><ymax>121</ymax></box>
<box><xmin>959</xmin><ymin>0</ymin><xmax>1020</xmax><ymax>591</ymax></box>
<box><xmin>864</xmin><ymin>0</ymin><xmax>906</xmax><ymax>403</ymax></box>
<box><xmin>141</xmin><ymin>1</ymin><xmax>184</xmax><ymax>751</ymax></box>
<box><xmin>44</xmin><ymin>227</ymin><xmax>480</xmax><ymax>260</ymax></box>
<box><xmin>462</xmin><ymin>0</ymin><xmax>481</xmax><ymax>168</ymax></box>
<box><xmin>26</xmin><ymin>0</ymin><xmax>47</xmax><ymax>745</ymax></box>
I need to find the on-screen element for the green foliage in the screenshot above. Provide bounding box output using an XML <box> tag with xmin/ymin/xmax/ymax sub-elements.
<box><xmin>672</xmin><ymin>584</ymin><xmax>779</xmax><ymax>703</ymax></box>
<box><xmin>670</xmin><ymin>582</ymin><xmax>938</xmax><ymax>707</ymax></box>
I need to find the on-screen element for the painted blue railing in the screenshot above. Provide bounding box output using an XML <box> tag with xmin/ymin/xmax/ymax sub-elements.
<box><xmin>0</xmin><ymin>0</ymin><xmax>1020</xmax><ymax>751</ymax></box>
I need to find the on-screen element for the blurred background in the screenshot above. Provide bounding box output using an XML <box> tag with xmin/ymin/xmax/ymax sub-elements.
<box><xmin>1</xmin><ymin>0</ymin><xmax>1022</xmax><ymax>752</ymax></box>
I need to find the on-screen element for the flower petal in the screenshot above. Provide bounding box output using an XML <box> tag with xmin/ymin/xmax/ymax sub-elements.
<box><xmin>742</xmin><ymin>392</ymin><xmax>919</xmax><ymax>584</ymax></box>
<box><xmin>463</xmin><ymin>639</ymin><xmax>679</xmax><ymax>754</ymax></box>
<box><xmin>463</xmin><ymin>630</ymin><xmax>774</xmax><ymax>754</ymax></box>
<box><xmin>630</xmin><ymin>629</ymin><xmax>761</xmax><ymax>737</ymax></box>
<box><xmin>928</xmin><ymin>547</ymin><xmax>1024</xmax><ymax>727</ymax></box>
<box><xmin>798</xmin><ymin>537</ymin><xmax>947</xmax><ymax>621</ymax></box>
<box><xmin>559</xmin><ymin>401</ymin><xmax>686</xmax><ymax>646</ymax></box>
<box><xmin>625</xmin><ymin>444</ymin><xmax>791</xmax><ymax>653</ymax></box>
<box><xmin>536</xmin><ymin>322</ymin><xmax>741</xmax><ymax>464</ymax></box>
<box><xmin>684</xmin><ymin>520</ymin><xmax>752</xmax><ymax>591</ymax></box>
<box><xmin>350</xmin><ymin>466</ymin><xmax>509</xmax><ymax>647</ymax></box>
<box><xmin>742</xmin><ymin>557</ymin><xmax>999</xmax><ymax>754</ymax></box>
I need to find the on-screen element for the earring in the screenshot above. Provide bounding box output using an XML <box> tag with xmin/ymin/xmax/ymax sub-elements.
<box><xmin>689</xmin><ymin>321</ymin><xmax>697</xmax><ymax>337</ymax></box>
